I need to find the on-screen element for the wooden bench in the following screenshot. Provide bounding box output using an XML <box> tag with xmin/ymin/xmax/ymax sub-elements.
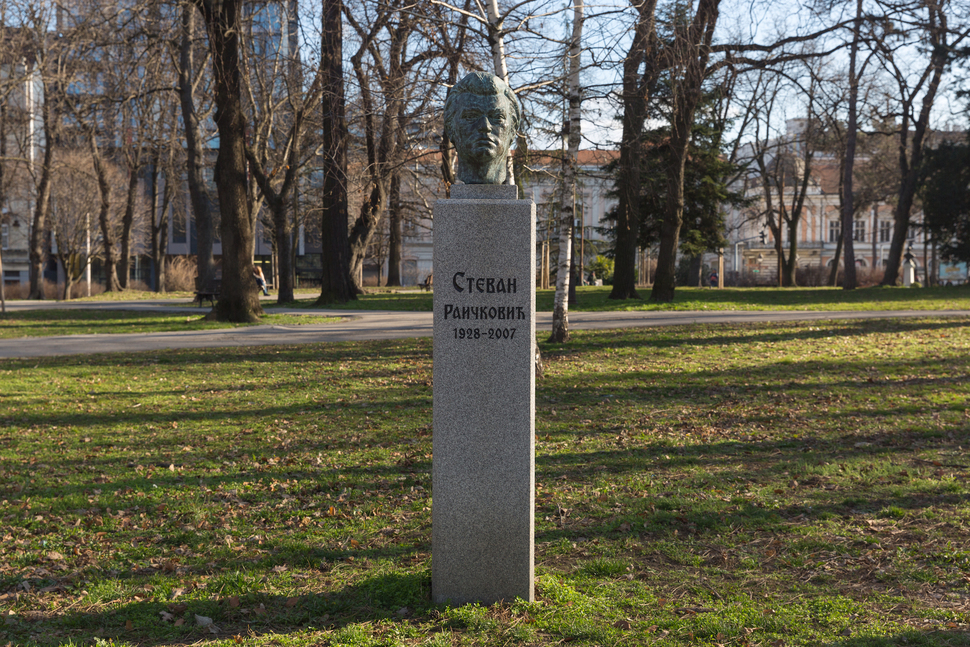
<box><xmin>420</xmin><ymin>274</ymin><xmax>433</xmax><ymax>292</ymax></box>
<box><xmin>194</xmin><ymin>280</ymin><xmax>221</xmax><ymax>307</ymax></box>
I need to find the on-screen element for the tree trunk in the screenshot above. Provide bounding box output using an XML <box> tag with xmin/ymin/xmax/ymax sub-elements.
<box><xmin>840</xmin><ymin>0</ymin><xmax>862</xmax><ymax>290</ymax></box>
<box><xmin>550</xmin><ymin>0</ymin><xmax>583</xmax><ymax>341</ymax></box>
<box><xmin>650</xmin><ymin>144</ymin><xmax>687</xmax><ymax>302</ymax></box>
<box><xmin>784</xmin><ymin>236</ymin><xmax>799</xmax><ymax>287</ymax></box>
<box><xmin>650</xmin><ymin>0</ymin><xmax>719</xmax><ymax>303</ymax></box>
<box><xmin>58</xmin><ymin>254</ymin><xmax>76</xmax><ymax>301</ymax></box>
<box><xmin>28</xmin><ymin>88</ymin><xmax>54</xmax><ymax>300</ymax></box>
<box><xmin>90</xmin><ymin>136</ymin><xmax>122</xmax><ymax>292</ymax></box>
<box><xmin>316</xmin><ymin>0</ymin><xmax>356</xmax><ymax>304</ymax></box>
<box><xmin>180</xmin><ymin>4</ymin><xmax>216</xmax><ymax>293</ymax></box>
<box><xmin>828</xmin><ymin>229</ymin><xmax>843</xmax><ymax>287</ymax></box>
<box><xmin>194</xmin><ymin>0</ymin><xmax>262</xmax><ymax>322</ymax></box>
<box><xmin>386</xmin><ymin>172</ymin><xmax>402</xmax><ymax>286</ymax></box>
<box><xmin>610</xmin><ymin>1</ymin><xmax>658</xmax><ymax>300</ymax></box>
<box><xmin>880</xmin><ymin>5</ymin><xmax>948</xmax><ymax>286</ymax></box>
<box><xmin>119</xmin><ymin>167</ymin><xmax>140</xmax><ymax>289</ymax></box>
<box><xmin>0</xmin><ymin>98</ymin><xmax>6</xmax><ymax>312</ymax></box>
<box><xmin>149</xmin><ymin>160</ymin><xmax>162</xmax><ymax>292</ymax></box>
<box><xmin>271</xmin><ymin>195</ymin><xmax>294</xmax><ymax>302</ymax></box>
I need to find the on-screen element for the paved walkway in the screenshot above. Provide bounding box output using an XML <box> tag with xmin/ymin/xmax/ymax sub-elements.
<box><xmin>2</xmin><ymin>298</ymin><xmax>969</xmax><ymax>359</ymax></box>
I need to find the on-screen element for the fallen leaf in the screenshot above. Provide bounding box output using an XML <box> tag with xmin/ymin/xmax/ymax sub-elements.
<box><xmin>228</xmin><ymin>595</ymin><xmax>240</xmax><ymax>608</ymax></box>
<box><xmin>285</xmin><ymin>596</ymin><xmax>299</xmax><ymax>608</ymax></box>
<box><xmin>195</xmin><ymin>614</ymin><xmax>219</xmax><ymax>634</ymax></box>
<box><xmin>252</xmin><ymin>604</ymin><xmax>267</xmax><ymax>616</ymax></box>
<box><xmin>125</xmin><ymin>619</ymin><xmax>133</xmax><ymax>631</ymax></box>
<box><xmin>159</xmin><ymin>611</ymin><xmax>175</xmax><ymax>622</ymax></box>
<box><xmin>613</xmin><ymin>619</ymin><xmax>632</xmax><ymax>630</ymax></box>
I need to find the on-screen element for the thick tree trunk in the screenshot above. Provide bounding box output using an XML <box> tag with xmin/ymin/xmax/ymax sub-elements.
<box><xmin>180</xmin><ymin>4</ymin><xmax>216</xmax><ymax>293</ymax></box>
<box><xmin>650</xmin><ymin>145</ymin><xmax>686</xmax><ymax>302</ymax></box>
<box><xmin>195</xmin><ymin>0</ymin><xmax>262</xmax><ymax>322</ymax></box>
<box><xmin>28</xmin><ymin>92</ymin><xmax>54</xmax><ymax>300</ymax></box>
<box><xmin>271</xmin><ymin>196</ymin><xmax>294</xmax><ymax>302</ymax></box>
<box><xmin>316</xmin><ymin>0</ymin><xmax>356</xmax><ymax>304</ymax></box>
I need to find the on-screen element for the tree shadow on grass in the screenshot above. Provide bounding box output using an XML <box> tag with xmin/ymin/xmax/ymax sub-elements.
<box><xmin>542</xmin><ymin>316</ymin><xmax>970</xmax><ymax>357</ymax></box>
<box><xmin>0</xmin><ymin>569</ymin><xmax>437</xmax><ymax>647</ymax></box>
<box><xmin>825</xmin><ymin>630</ymin><xmax>970</xmax><ymax>647</ymax></box>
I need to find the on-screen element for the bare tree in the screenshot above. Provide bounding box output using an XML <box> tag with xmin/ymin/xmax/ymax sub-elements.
<box><xmin>343</xmin><ymin>0</ymin><xmax>446</xmax><ymax>292</ymax></box>
<box><xmin>189</xmin><ymin>0</ymin><xmax>263</xmax><ymax>321</ymax></box>
<box><xmin>48</xmin><ymin>149</ymin><xmax>125</xmax><ymax>300</ymax></box>
<box><xmin>874</xmin><ymin>0</ymin><xmax>970</xmax><ymax>285</ymax></box>
<box><xmin>316</xmin><ymin>0</ymin><xmax>356</xmax><ymax>304</ymax></box>
<box><xmin>176</xmin><ymin>1</ymin><xmax>217</xmax><ymax>293</ymax></box>
<box><xmin>243</xmin><ymin>0</ymin><xmax>331</xmax><ymax>303</ymax></box>
<box><xmin>608</xmin><ymin>0</ymin><xmax>660</xmax><ymax>300</ymax></box>
<box><xmin>12</xmin><ymin>4</ymin><xmax>61</xmax><ymax>300</ymax></box>
<box><xmin>549</xmin><ymin>0</ymin><xmax>583</xmax><ymax>342</ymax></box>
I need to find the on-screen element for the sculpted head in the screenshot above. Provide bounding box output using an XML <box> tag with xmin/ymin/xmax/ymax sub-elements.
<box><xmin>443</xmin><ymin>72</ymin><xmax>521</xmax><ymax>184</ymax></box>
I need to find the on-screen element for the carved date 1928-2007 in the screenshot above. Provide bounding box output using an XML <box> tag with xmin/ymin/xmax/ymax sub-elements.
<box><xmin>454</xmin><ymin>327</ymin><xmax>516</xmax><ymax>340</ymax></box>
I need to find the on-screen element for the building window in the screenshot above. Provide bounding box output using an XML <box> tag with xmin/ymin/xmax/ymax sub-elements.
<box><xmin>853</xmin><ymin>220</ymin><xmax>866</xmax><ymax>242</ymax></box>
<box><xmin>828</xmin><ymin>220</ymin><xmax>840</xmax><ymax>243</ymax></box>
<box><xmin>879</xmin><ymin>220</ymin><xmax>892</xmax><ymax>243</ymax></box>
<box><xmin>907</xmin><ymin>226</ymin><xmax>916</xmax><ymax>240</ymax></box>
<box><xmin>1</xmin><ymin>224</ymin><xmax>7</xmax><ymax>250</ymax></box>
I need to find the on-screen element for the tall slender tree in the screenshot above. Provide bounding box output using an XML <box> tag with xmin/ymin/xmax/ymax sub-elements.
<box><xmin>190</xmin><ymin>0</ymin><xmax>263</xmax><ymax>321</ymax></box>
<box><xmin>550</xmin><ymin>0</ymin><xmax>583</xmax><ymax>342</ymax></box>
<box><xmin>316</xmin><ymin>0</ymin><xmax>356</xmax><ymax>304</ymax></box>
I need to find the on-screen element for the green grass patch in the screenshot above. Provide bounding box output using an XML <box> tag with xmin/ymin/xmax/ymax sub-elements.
<box><xmin>0</xmin><ymin>310</ymin><xmax>342</xmax><ymax>338</ymax></box>
<box><xmin>1</xmin><ymin>317</ymin><xmax>969</xmax><ymax>645</ymax></box>
<box><xmin>276</xmin><ymin>284</ymin><xmax>970</xmax><ymax>313</ymax></box>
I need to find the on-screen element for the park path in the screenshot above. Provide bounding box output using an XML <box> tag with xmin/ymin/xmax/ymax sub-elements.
<box><xmin>1</xmin><ymin>298</ymin><xmax>969</xmax><ymax>359</ymax></box>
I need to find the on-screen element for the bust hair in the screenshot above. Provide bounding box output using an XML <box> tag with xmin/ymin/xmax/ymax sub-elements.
<box><xmin>443</xmin><ymin>72</ymin><xmax>521</xmax><ymax>143</ymax></box>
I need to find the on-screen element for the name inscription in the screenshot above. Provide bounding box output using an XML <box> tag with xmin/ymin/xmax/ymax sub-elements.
<box><xmin>452</xmin><ymin>272</ymin><xmax>517</xmax><ymax>294</ymax></box>
<box><xmin>442</xmin><ymin>271</ymin><xmax>526</xmax><ymax>340</ymax></box>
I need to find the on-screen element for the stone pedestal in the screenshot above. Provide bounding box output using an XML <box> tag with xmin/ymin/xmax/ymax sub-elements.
<box><xmin>432</xmin><ymin>184</ymin><xmax>536</xmax><ymax>606</ymax></box>
<box><xmin>903</xmin><ymin>259</ymin><xmax>916</xmax><ymax>287</ymax></box>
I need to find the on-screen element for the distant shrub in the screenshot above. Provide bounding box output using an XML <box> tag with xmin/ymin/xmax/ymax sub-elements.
<box><xmin>164</xmin><ymin>256</ymin><xmax>197</xmax><ymax>292</ymax></box>
<box><xmin>588</xmin><ymin>255</ymin><xmax>614</xmax><ymax>284</ymax></box>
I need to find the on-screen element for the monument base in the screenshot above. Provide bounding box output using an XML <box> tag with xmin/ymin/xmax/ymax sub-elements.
<box><xmin>432</xmin><ymin>184</ymin><xmax>536</xmax><ymax>606</ymax></box>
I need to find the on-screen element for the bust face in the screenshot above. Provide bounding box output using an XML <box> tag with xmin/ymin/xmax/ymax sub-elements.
<box><xmin>453</xmin><ymin>93</ymin><xmax>515</xmax><ymax>167</ymax></box>
<box><xmin>444</xmin><ymin>73</ymin><xmax>520</xmax><ymax>184</ymax></box>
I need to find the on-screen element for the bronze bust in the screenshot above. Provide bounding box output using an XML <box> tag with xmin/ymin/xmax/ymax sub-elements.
<box><xmin>444</xmin><ymin>72</ymin><xmax>521</xmax><ymax>185</ymax></box>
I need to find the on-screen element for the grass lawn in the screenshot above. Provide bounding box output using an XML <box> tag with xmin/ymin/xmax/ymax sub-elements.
<box><xmin>1</xmin><ymin>317</ymin><xmax>969</xmax><ymax>646</ymax></box>
<box><xmin>0</xmin><ymin>311</ymin><xmax>342</xmax><ymax>339</ymax></box>
<box><xmin>274</xmin><ymin>285</ymin><xmax>970</xmax><ymax>313</ymax></box>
